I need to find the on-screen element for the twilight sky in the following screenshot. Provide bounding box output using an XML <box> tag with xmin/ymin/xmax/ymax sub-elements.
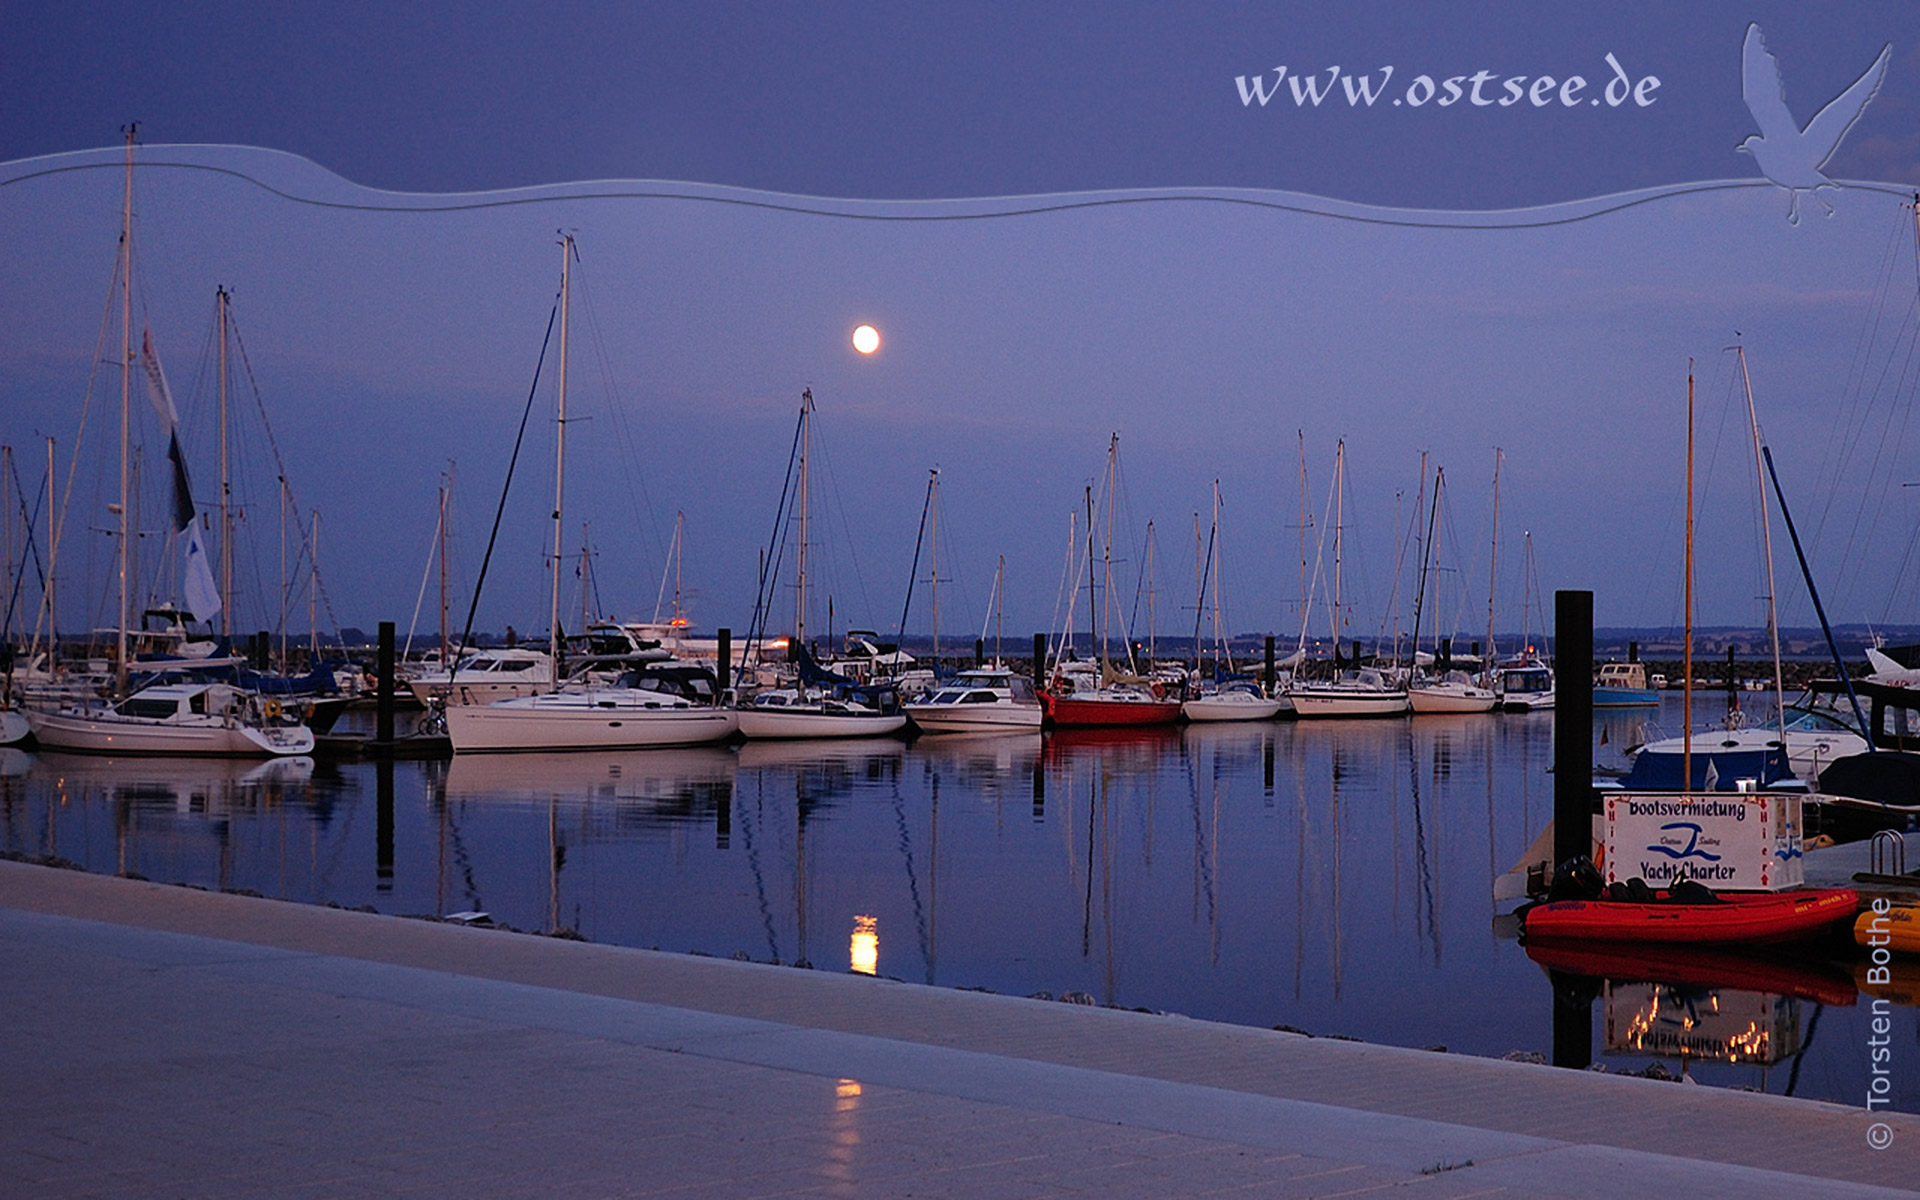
<box><xmin>3</xmin><ymin>3</ymin><xmax>1919</xmax><ymax>651</ymax></box>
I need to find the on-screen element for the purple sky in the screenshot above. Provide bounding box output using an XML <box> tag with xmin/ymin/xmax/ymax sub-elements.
<box><xmin>3</xmin><ymin>5</ymin><xmax>1918</xmax><ymax>650</ymax></box>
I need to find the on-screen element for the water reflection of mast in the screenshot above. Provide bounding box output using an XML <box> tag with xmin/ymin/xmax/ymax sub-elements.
<box><xmin>890</xmin><ymin>774</ymin><xmax>931</xmax><ymax>979</ymax></box>
<box><xmin>928</xmin><ymin>772</ymin><xmax>940</xmax><ymax>985</ymax></box>
<box><xmin>1407</xmin><ymin>726</ymin><xmax>1439</xmax><ymax>963</ymax></box>
<box><xmin>1330</xmin><ymin>745</ymin><xmax>1344</xmax><ymax>1001</ymax></box>
<box><xmin>738</xmin><ymin>780</ymin><xmax>781</xmax><ymax>962</ymax></box>
<box><xmin>1185</xmin><ymin>741</ymin><xmax>1220</xmax><ymax>965</ymax></box>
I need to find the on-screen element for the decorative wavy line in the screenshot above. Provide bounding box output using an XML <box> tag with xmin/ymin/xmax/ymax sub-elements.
<box><xmin>5</xmin><ymin>144</ymin><xmax>1916</xmax><ymax>231</ymax></box>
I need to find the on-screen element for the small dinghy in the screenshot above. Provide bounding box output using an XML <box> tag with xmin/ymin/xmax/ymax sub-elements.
<box><xmin>1521</xmin><ymin>877</ymin><xmax>1858</xmax><ymax>946</ymax></box>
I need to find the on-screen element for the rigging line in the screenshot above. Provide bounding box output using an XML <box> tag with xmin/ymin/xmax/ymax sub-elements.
<box><xmin>744</xmin><ymin>399</ymin><xmax>806</xmax><ymax>660</ymax></box>
<box><xmin>0</xmin><ymin>158</ymin><xmax>1790</xmax><ymax>230</ymax></box>
<box><xmin>2</xmin><ymin>458</ymin><xmax>50</xmax><ymax>639</ymax></box>
<box><xmin>571</xmin><ymin>264</ymin><xmax>671</xmax><ymax>592</ymax></box>
<box><xmin>455</xmin><ymin>299</ymin><xmax>560</xmax><ymax>664</ymax></box>
<box><xmin>36</xmin><ymin>245</ymin><xmax>123</xmax><ymax>657</ymax></box>
<box><xmin>228</xmin><ymin>314</ymin><xmax>343</xmax><ymax>635</ymax></box>
<box><xmin>400</xmin><ymin>488</ymin><xmax>445</xmax><ymax>659</ymax></box>
<box><xmin>811</xmin><ymin>423</ymin><xmax>878</xmax><ymax>634</ymax></box>
<box><xmin>896</xmin><ymin>471</ymin><xmax>935</xmax><ymax>641</ymax></box>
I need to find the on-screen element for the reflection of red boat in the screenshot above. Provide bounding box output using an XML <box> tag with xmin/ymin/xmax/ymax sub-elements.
<box><xmin>1526</xmin><ymin>940</ymin><xmax>1858</xmax><ymax>1007</ymax></box>
<box><xmin>1522</xmin><ymin>888</ymin><xmax>1858</xmax><ymax>946</ymax></box>
<box><xmin>1042</xmin><ymin>724</ymin><xmax>1183</xmax><ymax>754</ymax></box>
<box><xmin>1039</xmin><ymin>690</ymin><xmax>1181</xmax><ymax>728</ymax></box>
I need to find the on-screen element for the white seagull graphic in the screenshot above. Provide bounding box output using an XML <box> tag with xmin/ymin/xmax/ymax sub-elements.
<box><xmin>1739</xmin><ymin>23</ymin><xmax>1890</xmax><ymax>224</ymax></box>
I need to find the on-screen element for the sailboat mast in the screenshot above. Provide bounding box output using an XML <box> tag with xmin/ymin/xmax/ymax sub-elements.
<box><xmin>796</xmin><ymin>388</ymin><xmax>813</xmax><ymax>649</ymax></box>
<box><xmin>217</xmin><ymin>286</ymin><xmax>231</xmax><ymax>636</ymax></box>
<box><xmin>994</xmin><ymin>553</ymin><xmax>1004</xmax><ymax>665</ymax></box>
<box><xmin>1684</xmin><ymin>362</ymin><xmax>1695</xmax><ymax>788</ymax></box>
<box><xmin>929</xmin><ymin>468</ymin><xmax>940</xmax><ymax>664</ymax></box>
<box><xmin>1103</xmin><ymin>433</ymin><xmax>1117</xmax><ymax>667</ymax></box>
<box><xmin>1414</xmin><ymin>466</ymin><xmax>1442</xmax><ymax>666</ymax></box>
<box><xmin>1084</xmin><ymin>484</ymin><xmax>1096</xmax><ymax>664</ymax></box>
<box><xmin>310</xmin><ymin>508</ymin><xmax>320</xmax><ymax>661</ymax></box>
<box><xmin>438</xmin><ymin>473</ymin><xmax>450</xmax><ymax>662</ymax></box>
<box><xmin>1295</xmin><ymin>432</ymin><xmax>1310</xmax><ymax>654</ymax></box>
<box><xmin>1332</xmin><ymin>440</ymin><xmax>1345</xmax><ymax>657</ymax></box>
<box><xmin>1486</xmin><ymin>448</ymin><xmax>1502</xmax><ymax>674</ymax></box>
<box><xmin>549</xmin><ymin>234</ymin><xmax>573</xmax><ymax>688</ymax></box>
<box><xmin>1734</xmin><ymin>344</ymin><xmax>1787</xmax><ymax>731</ymax></box>
<box><xmin>116</xmin><ymin>125</ymin><xmax>135</xmax><ymax>696</ymax></box>
<box><xmin>673</xmin><ymin>510</ymin><xmax>683</xmax><ymax>625</ymax></box>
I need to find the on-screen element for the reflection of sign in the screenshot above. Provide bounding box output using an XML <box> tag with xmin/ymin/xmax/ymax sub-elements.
<box><xmin>1603</xmin><ymin>794</ymin><xmax>1803</xmax><ymax>890</ymax></box>
<box><xmin>1605</xmin><ymin>982</ymin><xmax>1800</xmax><ymax>1065</ymax></box>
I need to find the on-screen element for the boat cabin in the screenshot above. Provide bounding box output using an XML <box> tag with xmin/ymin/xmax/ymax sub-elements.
<box><xmin>1594</xmin><ymin>662</ymin><xmax>1649</xmax><ymax>690</ymax></box>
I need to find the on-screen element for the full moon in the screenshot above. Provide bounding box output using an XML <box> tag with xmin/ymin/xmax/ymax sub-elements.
<box><xmin>852</xmin><ymin>324</ymin><xmax>881</xmax><ymax>355</ymax></box>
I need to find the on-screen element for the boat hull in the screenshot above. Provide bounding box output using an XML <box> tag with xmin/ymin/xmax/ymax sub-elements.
<box><xmin>23</xmin><ymin>707</ymin><xmax>315</xmax><ymax>757</ymax></box>
<box><xmin>0</xmin><ymin>709</ymin><xmax>27</xmax><ymax>747</ymax></box>
<box><xmin>1522</xmin><ymin>887</ymin><xmax>1858</xmax><ymax>945</ymax></box>
<box><xmin>448</xmin><ymin>700</ymin><xmax>738</xmax><ymax>752</ymax></box>
<box><xmin>904</xmin><ymin>703</ymin><xmax>1043</xmax><ymax>733</ymax></box>
<box><xmin>735</xmin><ymin>709</ymin><xmax>908</xmax><ymax>740</ymax></box>
<box><xmin>1181</xmin><ymin>695</ymin><xmax>1286</xmax><ymax>722</ymax></box>
<box><xmin>1039</xmin><ymin>693</ymin><xmax>1182</xmax><ymax>728</ymax></box>
<box><xmin>1288</xmin><ymin>689</ymin><xmax>1410</xmax><ymax>718</ymax></box>
<box><xmin>1500</xmin><ymin>693</ymin><xmax>1555</xmax><ymax>712</ymax></box>
<box><xmin>1591</xmin><ymin>686</ymin><xmax>1660</xmax><ymax>707</ymax></box>
<box><xmin>1408</xmin><ymin>686</ymin><xmax>1495</xmax><ymax>714</ymax></box>
<box><xmin>410</xmin><ymin>679</ymin><xmax>548</xmax><ymax>707</ymax></box>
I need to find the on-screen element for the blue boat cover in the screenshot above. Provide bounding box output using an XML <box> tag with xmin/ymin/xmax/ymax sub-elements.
<box><xmin>1620</xmin><ymin>745</ymin><xmax>1794</xmax><ymax>791</ymax></box>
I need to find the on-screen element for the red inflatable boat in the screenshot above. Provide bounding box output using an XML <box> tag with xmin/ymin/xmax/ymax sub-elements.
<box><xmin>1521</xmin><ymin>887</ymin><xmax>1859</xmax><ymax>946</ymax></box>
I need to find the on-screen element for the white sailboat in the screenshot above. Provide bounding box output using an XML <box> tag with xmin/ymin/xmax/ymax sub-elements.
<box><xmin>736</xmin><ymin>391</ymin><xmax>907</xmax><ymax>739</ymax></box>
<box><xmin>447</xmin><ymin>236</ymin><xmax>735</xmax><ymax>753</ymax></box>
<box><xmin>1287</xmin><ymin>441</ymin><xmax>1409</xmax><ymax>718</ymax></box>
<box><xmin>24</xmin><ymin>128</ymin><xmax>312</xmax><ymax>758</ymax></box>
<box><xmin>1406</xmin><ymin>466</ymin><xmax>1495</xmax><ymax>714</ymax></box>
<box><xmin>1182</xmin><ymin>482</ymin><xmax>1283</xmax><ymax>722</ymax></box>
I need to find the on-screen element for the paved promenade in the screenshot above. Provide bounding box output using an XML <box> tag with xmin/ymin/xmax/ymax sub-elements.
<box><xmin>3</xmin><ymin>858</ymin><xmax>1916</xmax><ymax>1198</ymax></box>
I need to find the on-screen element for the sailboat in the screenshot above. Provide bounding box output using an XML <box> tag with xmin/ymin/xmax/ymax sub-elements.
<box><xmin>1406</xmin><ymin>466</ymin><xmax>1495</xmax><ymax>714</ymax></box>
<box><xmin>736</xmin><ymin>390</ymin><xmax>907</xmax><ymax>739</ymax></box>
<box><xmin>447</xmin><ymin>237</ymin><xmax>736</xmax><ymax>752</ymax></box>
<box><xmin>1495</xmin><ymin>532</ymin><xmax>1555</xmax><ymax>711</ymax></box>
<box><xmin>1181</xmin><ymin>481</ymin><xmax>1283</xmax><ymax>722</ymax></box>
<box><xmin>1038</xmin><ymin>436</ymin><xmax>1181</xmax><ymax>728</ymax></box>
<box><xmin>24</xmin><ymin>128</ymin><xmax>313</xmax><ymax>758</ymax></box>
<box><xmin>1286</xmin><ymin>440</ymin><xmax>1409</xmax><ymax>718</ymax></box>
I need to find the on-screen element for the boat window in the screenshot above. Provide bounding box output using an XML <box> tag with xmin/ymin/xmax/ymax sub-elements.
<box><xmin>117</xmin><ymin>698</ymin><xmax>180</xmax><ymax>719</ymax></box>
<box><xmin>1785</xmin><ymin>708</ymin><xmax>1855</xmax><ymax>733</ymax></box>
<box><xmin>962</xmin><ymin>691</ymin><xmax>997</xmax><ymax>704</ymax></box>
<box><xmin>1884</xmin><ymin>704</ymin><xmax>1920</xmax><ymax>740</ymax></box>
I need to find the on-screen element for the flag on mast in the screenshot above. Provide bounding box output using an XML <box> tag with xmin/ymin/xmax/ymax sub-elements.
<box><xmin>140</xmin><ymin>331</ymin><xmax>221</xmax><ymax>621</ymax></box>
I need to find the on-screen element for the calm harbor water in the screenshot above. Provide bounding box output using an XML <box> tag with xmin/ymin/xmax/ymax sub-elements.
<box><xmin>4</xmin><ymin>693</ymin><xmax>1913</xmax><ymax>1114</ymax></box>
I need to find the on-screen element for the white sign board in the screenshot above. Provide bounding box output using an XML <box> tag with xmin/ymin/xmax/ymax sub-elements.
<box><xmin>1602</xmin><ymin>793</ymin><xmax>1804</xmax><ymax>891</ymax></box>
